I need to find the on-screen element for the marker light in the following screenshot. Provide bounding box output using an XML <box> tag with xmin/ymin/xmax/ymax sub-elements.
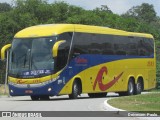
<box><xmin>10</xmin><ymin>90</ymin><xmax>13</xmax><ymax>93</ymax></box>
<box><xmin>48</xmin><ymin>88</ymin><xmax>52</xmax><ymax>92</ymax></box>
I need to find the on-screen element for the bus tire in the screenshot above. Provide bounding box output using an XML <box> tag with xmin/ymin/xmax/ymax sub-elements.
<box><xmin>30</xmin><ymin>96</ymin><xmax>39</xmax><ymax>100</ymax></box>
<box><xmin>127</xmin><ymin>78</ymin><xmax>135</xmax><ymax>95</ymax></box>
<box><xmin>69</xmin><ymin>81</ymin><xmax>79</xmax><ymax>99</ymax></box>
<box><xmin>135</xmin><ymin>79</ymin><xmax>143</xmax><ymax>95</ymax></box>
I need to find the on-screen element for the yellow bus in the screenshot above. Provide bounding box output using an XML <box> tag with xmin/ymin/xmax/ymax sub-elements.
<box><xmin>1</xmin><ymin>24</ymin><xmax>156</xmax><ymax>100</ymax></box>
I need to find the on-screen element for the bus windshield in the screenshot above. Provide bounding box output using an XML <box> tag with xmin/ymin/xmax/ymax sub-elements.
<box><xmin>9</xmin><ymin>37</ymin><xmax>57</xmax><ymax>78</ymax></box>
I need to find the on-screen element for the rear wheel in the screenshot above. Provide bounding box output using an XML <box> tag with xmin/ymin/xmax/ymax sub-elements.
<box><xmin>135</xmin><ymin>80</ymin><xmax>143</xmax><ymax>95</ymax></box>
<box><xmin>69</xmin><ymin>81</ymin><xmax>79</xmax><ymax>99</ymax></box>
<box><xmin>127</xmin><ymin>79</ymin><xmax>135</xmax><ymax>95</ymax></box>
<box><xmin>119</xmin><ymin>78</ymin><xmax>135</xmax><ymax>96</ymax></box>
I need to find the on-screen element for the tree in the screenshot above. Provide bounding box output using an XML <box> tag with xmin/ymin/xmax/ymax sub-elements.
<box><xmin>123</xmin><ymin>3</ymin><xmax>157</xmax><ymax>23</ymax></box>
<box><xmin>94</xmin><ymin>5</ymin><xmax>112</xmax><ymax>13</ymax></box>
<box><xmin>67</xmin><ymin>11</ymin><xmax>103</xmax><ymax>26</ymax></box>
<box><xmin>0</xmin><ymin>3</ymin><xmax>12</xmax><ymax>12</ymax></box>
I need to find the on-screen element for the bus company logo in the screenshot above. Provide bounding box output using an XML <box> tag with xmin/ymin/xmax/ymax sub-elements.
<box><xmin>75</xmin><ymin>57</ymin><xmax>88</xmax><ymax>64</ymax></box>
<box><xmin>17</xmin><ymin>79</ymin><xmax>27</xmax><ymax>84</ymax></box>
<box><xmin>93</xmin><ymin>66</ymin><xmax>124</xmax><ymax>91</ymax></box>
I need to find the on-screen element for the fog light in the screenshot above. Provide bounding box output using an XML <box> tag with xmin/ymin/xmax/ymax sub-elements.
<box><xmin>10</xmin><ymin>90</ymin><xmax>13</xmax><ymax>93</ymax></box>
<box><xmin>48</xmin><ymin>88</ymin><xmax>52</xmax><ymax>92</ymax></box>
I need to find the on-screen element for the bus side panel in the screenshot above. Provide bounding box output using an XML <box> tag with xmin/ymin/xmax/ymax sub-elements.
<box><xmin>59</xmin><ymin>57</ymin><xmax>156</xmax><ymax>94</ymax></box>
<box><xmin>56</xmin><ymin>58</ymin><xmax>155</xmax><ymax>95</ymax></box>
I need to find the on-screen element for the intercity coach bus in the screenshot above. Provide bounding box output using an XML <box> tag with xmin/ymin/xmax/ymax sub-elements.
<box><xmin>1</xmin><ymin>24</ymin><xmax>156</xmax><ymax>100</ymax></box>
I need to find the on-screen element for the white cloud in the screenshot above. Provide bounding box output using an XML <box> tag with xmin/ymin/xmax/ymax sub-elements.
<box><xmin>0</xmin><ymin>0</ymin><xmax>13</xmax><ymax>3</ymax></box>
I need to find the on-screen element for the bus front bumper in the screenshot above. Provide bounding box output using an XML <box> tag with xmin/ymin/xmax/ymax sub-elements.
<box><xmin>8</xmin><ymin>82</ymin><xmax>60</xmax><ymax>96</ymax></box>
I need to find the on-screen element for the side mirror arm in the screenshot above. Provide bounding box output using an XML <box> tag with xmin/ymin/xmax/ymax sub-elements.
<box><xmin>1</xmin><ymin>44</ymin><xmax>11</xmax><ymax>60</ymax></box>
<box><xmin>52</xmin><ymin>40</ymin><xmax>66</xmax><ymax>57</ymax></box>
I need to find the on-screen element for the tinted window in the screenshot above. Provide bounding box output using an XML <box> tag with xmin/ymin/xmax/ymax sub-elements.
<box><xmin>72</xmin><ymin>33</ymin><xmax>114</xmax><ymax>56</ymax></box>
<box><xmin>72</xmin><ymin>32</ymin><xmax>154</xmax><ymax>57</ymax></box>
<box><xmin>137</xmin><ymin>38</ymin><xmax>154</xmax><ymax>56</ymax></box>
<box><xmin>113</xmin><ymin>36</ymin><xmax>127</xmax><ymax>55</ymax></box>
<box><xmin>126</xmin><ymin>37</ymin><xmax>138</xmax><ymax>55</ymax></box>
<box><xmin>72</xmin><ymin>33</ymin><xmax>91</xmax><ymax>55</ymax></box>
<box><xmin>55</xmin><ymin>32</ymin><xmax>73</xmax><ymax>72</ymax></box>
<box><xmin>91</xmin><ymin>34</ymin><xmax>114</xmax><ymax>55</ymax></box>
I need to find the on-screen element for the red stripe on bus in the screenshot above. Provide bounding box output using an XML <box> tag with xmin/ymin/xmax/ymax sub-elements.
<box><xmin>93</xmin><ymin>66</ymin><xmax>123</xmax><ymax>91</ymax></box>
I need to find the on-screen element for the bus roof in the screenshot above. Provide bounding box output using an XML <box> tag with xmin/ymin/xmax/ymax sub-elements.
<box><xmin>14</xmin><ymin>24</ymin><xmax>154</xmax><ymax>39</ymax></box>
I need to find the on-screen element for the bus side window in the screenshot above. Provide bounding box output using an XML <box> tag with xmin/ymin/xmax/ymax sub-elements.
<box><xmin>56</xmin><ymin>43</ymin><xmax>69</xmax><ymax>71</ymax></box>
<box><xmin>71</xmin><ymin>33</ymin><xmax>90</xmax><ymax>58</ymax></box>
<box><xmin>137</xmin><ymin>39</ymin><xmax>149</xmax><ymax>56</ymax></box>
<box><xmin>55</xmin><ymin>32</ymin><xmax>72</xmax><ymax>72</ymax></box>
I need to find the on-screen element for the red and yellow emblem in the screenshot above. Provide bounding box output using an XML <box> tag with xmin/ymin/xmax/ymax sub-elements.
<box><xmin>93</xmin><ymin>66</ymin><xmax>123</xmax><ymax>91</ymax></box>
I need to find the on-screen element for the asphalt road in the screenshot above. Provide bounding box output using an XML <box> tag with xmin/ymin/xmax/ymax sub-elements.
<box><xmin>0</xmin><ymin>93</ymin><xmax>118</xmax><ymax>111</ymax></box>
<box><xmin>0</xmin><ymin>93</ymin><xmax>159</xmax><ymax>120</ymax></box>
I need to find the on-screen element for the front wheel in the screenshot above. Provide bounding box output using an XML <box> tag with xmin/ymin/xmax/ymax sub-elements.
<box><xmin>69</xmin><ymin>81</ymin><xmax>79</xmax><ymax>99</ymax></box>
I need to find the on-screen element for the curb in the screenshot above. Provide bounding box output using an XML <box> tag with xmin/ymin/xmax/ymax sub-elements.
<box><xmin>103</xmin><ymin>98</ymin><xmax>125</xmax><ymax>111</ymax></box>
<box><xmin>103</xmin><ymin>97</ymin><xmax>160</xmax><ymax>119</ymax></box>
<box><xmin>103</xmin><ymin>92</ymin><xmax>156</xmax><ymax>112</ymax></box>
<box><xmin>103</xmin><ymin>98</ymin><xmax>129</xmax><ymax>117</ymax></box>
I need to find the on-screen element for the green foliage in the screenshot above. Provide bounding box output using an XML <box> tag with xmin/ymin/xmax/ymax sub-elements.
<box><xmin>94</xmin><ymin>5</ymin><xmax>112</xmax><ymax>14</ymax></box>
<box><xmin>0</xmin><ymin>3</ymin><xmax>12</xmax><ymax>13</ymax></box>
<box><xmin>123</xmin><ymin>3</ymin><xmax>157</xmax><ymax>23</ymax></box>
<box><xmin>0</xmin><ymin>0</ymin><xmax>160</xmax><ymax>86</ymax></box>
<box><xmin>67</xmin><ymin>10</ymin><xmax>103</xmax><ymax>25</ymax></box>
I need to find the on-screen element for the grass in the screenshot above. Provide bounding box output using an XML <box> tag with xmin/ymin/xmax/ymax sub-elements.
<box><xmin>108</xmin><ymin>93</ymin><xmax>160</xmax><ymax>114</ymax></box>
<box><xmin>150</xmin><ymin>89</ymin><xmax>160</xmax><ymax>92</ymax></box>
<box><xmin>0</xmin><ymin>84</ymin><xmax>9</xmax><ymax>95</ymax></box>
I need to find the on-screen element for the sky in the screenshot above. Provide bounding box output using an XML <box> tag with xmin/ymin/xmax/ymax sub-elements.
<box><xmin>1</xmin><ymin>0</ymin><xmax>160</xmax><ymax>16</ymax></box>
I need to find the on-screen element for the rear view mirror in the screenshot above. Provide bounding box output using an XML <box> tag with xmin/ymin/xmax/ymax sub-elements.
<box><xmin>52</xmin><ymin>40</ymin><xmax>66</xmax><ymax>57</ymax></box>
<box><xmin>1</xmin><ymin>44</ymin><xmax>11</xmax><ymax>60</ymax></box>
